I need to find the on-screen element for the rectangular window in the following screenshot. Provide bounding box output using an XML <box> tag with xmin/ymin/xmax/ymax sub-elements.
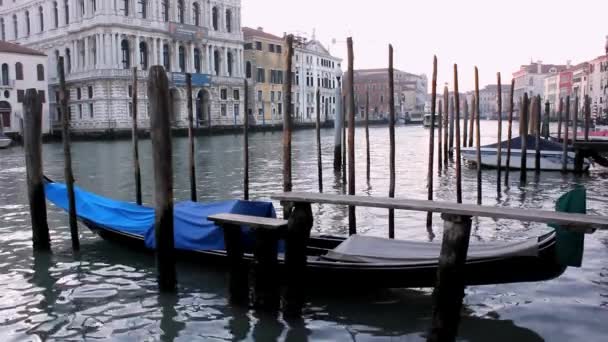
<box><xmin>77</xmin><ymin>88</ymin><xmax>82</xmax><ymax>100</ymax></box>
<box><xmin>234</xmin><ymin>103</ymin><xmax>239</xmax><ymax>116</ymax></box>
<box><xmin>38</xmin><ymin>90</ymin><xmax>46</xmax><ymax>103</ymax></box>
<box><xmin>244</xmin><ymin>43</ymin><xmax>252</xmax><ymax>50</ymax></box>
<box><xmin>255</xmin><ymin>41</ymin><xmax>262</xmax><ymax>51</ymax></box>
<box><xmin>268</xmin><ymin>44</ymin><xmax>275</xmax><ymax>53</ymax></box>
<box><xmin>220</xmin><ymin>103</ymin><xmax>227</xmax><ymax>116</ymax></box>
<box><xmin>88</xmin><ymin>85</ymin><xmax>93</xmax><ymax>98</ymax></box>
<box><xmin>78</xmin><ymin>103</ymin><xmax>82</xmax><ymax>119</ymax></box>
<box><xmin>257</xmin><ymin>90</ymin><xmax>262</xmax><ymax>101</ymax></box>
<box><xmin>89</xmin><ymin>103</ymin><xmax>94</xmax><ymax>118</ymax></box>
<box><xmin>256</xmin><ymin>68</ymin><xmax>265</xmax><ymax>83</ymax></box>
<box><xmin>276</xmin><ymin>45</ymin><xmax>282</xmax><ymax>54</ymax></box>
<box><xmin>270</xmin><ymin>91</ymin><xmax>275</xmax><ymax>103</ymax></box>
<box><xmin>233</xmin><ymin>89</ymin><xmax>240</xmax><ymax>100</ymax></box>
<box><xmin>278</xmin><ymin>103</ymin><xmax>283</xmax><ymax>115</ymax></box>
<box><xmin>277</xmin><ymin>91</ymin><xmax>282</xmax><ymax>102</ymax></box>
<box><xmin>220</xmin><ymin>88</ymin><xmax>227</xmax><ymax>100</ymax></box>
<box><xmin>17</xmin><ymin>89</ymin><xmax>25</xmax><ymax>102</ymax></box>
<box><xmin>258</xmin><ymin>108</ymin><xmax>263</xmax><ymax>117</ymax></box>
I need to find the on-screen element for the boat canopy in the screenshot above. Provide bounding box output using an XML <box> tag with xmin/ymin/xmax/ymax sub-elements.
<box><xmin>484</xmin><ymin>135</ymin><xmax>566</xmax><ymax>152</ymax></box>
<box><xmin>44</xmin><ymin>181</ymin><xmax>276</xmax><ymax>251</ymax></box>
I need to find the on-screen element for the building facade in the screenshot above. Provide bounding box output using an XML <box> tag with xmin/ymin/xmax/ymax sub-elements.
<box><xmin>588</xmin><ymin>54</ymin><xmax>608</xmax><ymax>121</ymax></box>
<box><xmin>0</xmin><ymin>0</ymin><xmax>245</xmax><ymax>133</ymax></box>
<box><xmin>477</xmin><ymin>84</ymin><xmax>512</xmax><ymax>119</ymax></box>
<box><xmin>513</xmin><ymin>61</ymin><xmax>567</xmax><ymax>102</ymax></box>
<box><xmin>351</xmin><ymin>69</ymin><xmax>427</xmax><ymax>119</ymax></box>
<box><xmin>0</xmin><ymin>41</ymin><xmax>49</xmax><ymax>134</ymax></box>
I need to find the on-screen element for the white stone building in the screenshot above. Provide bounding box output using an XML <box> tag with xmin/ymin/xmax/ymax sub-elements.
<box><xmin>0</xmin><ymin>0</ymin><xmax>245</xmax><ymax>133</ymax></box>
<box><xmin>0</xmin><ymin>41</ymin><xmax>50</xmax><ymax>134</ymax></box>
<box><xmin>588</xmin><ymin>54</ymin><xmax>608</xmax><ymax>121</ymax></box>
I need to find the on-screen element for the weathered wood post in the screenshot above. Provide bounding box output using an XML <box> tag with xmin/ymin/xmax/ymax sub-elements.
<box><xmin>243</xmin><ymin>79</ymin><xmax>249</xmax><ymax>200</ymax></box>
<box><xmin>426</xmin><ymin>56</ymin><xmax>438</xmax><ymax>229</ymax></box>
<box><xmin>438</xmin><ymin>100</ymin><xmax>443</xmax><ymax>172</ymax></box>
<box><xmin>223</xmin><ymin>223</ymin><xmax>248</xmax><ymax>305</ymax></box>
<box><xmin>131</xmin><ymin>67</ymin><xmax>143</xmax><ymax>205</ymax></box>
<box><xmin>58</xmin><ymin>57</ymin><xmax>79</xmax><ymax>250</ymax></box>
<box><xmin>316</xmin><ymin>89</ymin><xmax>323</xmax><ymax>193</ymax></box>
<box><xmin>463</xmin><ymin>98</ymin><xmax>468</xmax><ymax>148</ymax></box>
<box><xmin>342</xmin><ymin>95</ymin><xmax>347</xmax><ymax>186</ymax></box>
<box><xmin>520</xmin><ymin>93</ymin><xmax>529</xmax><ymax>182</ymax></box>
<box><xmin>453</xmin><ymin>64</ymin><xmax>462</xmax><ymax>203</ymax></box>
<box><xmin>284</xmin><ymin>202</ymin><xmax>314</xmax><ymax>317</ymax></box>
<box><xmin>428</xmin><ymin>214</ymin><xmax>473</xmax><ymax>342</ymax></box>
<box><xmin>562</xmin><ymin>96</ymin><xmax>570</xmax><ymax>172</ymax></box>
<box><xmin>468</xmin><ymin>96</ymin><xmax>475</xmax><ymax>148</ymax></box>
<box><xmin>23</xmin><ymin>89</ymin><xmax>50</xmax><ymax>251</ymax></box>
<box><xmin>283</xmin><ymin>35</ymin><xmax>294</xmax><ymax>214</ymax></box>
<box><xmin>388</xmin><ymin>45</ymin><xmax>396</xmax><ymax>239</ymax></box>
<box><xmin>148</xmin><ymin>66</ymin><xmax>177</xmax><ymax>292</ymax></box>
<box><xmin>496</xmin><ymin>73</ymin><xmax>502</xmax><ymax>190</ymax></box>
<box><xmin>584</xmin><ymin>95</ymin><xmax>590</xmax><ymax>142</ymax></box>
<box><xmin>443</xmin><ymin>86</ymin><xmax>449</xmax><ymax>165</ymax></box>
<box><xmin>365</xmin><ymin>90</ymin><xmax>370</xmax><ymax>181</ymax></box>
<box><xmin>474</xmin><ymin>67</ymin><xmax>482</xmax><ymax>205</ymax></box>
<box><xmin>186</xmin><ymin>73</ymin><xmax>197</xmax><ymax>202</ymax></box>
<box><xmin>534</xmin><ymin>95</ymin><xmax>542</xmax><ymax>173</ymax></box>
<box><xmin>557</xmin><ymin>98</ymin><xmax>563</xmax><ymax>142</ymax></box>
<box><xmin>505</xmin><ymin>80</ymin><xmax>514</xmax><ymax>186</ymax></box>
<box><xmin>573</xmin><ymin>96</ymin><xmax>579</xmax><ymax>143</ymax></box>
<box><xmin>333</xmin><ymin>87</ymin><xmax>343</xmax><ymax>172</ymax></box>
<box><xmin>347</xmin><ymin>37</ymin><xmax>356</xmax><ymax>236</ymax></box>
<box><xmin>543</xmin><ymin>100</ymin><xmax>550</xmax><ymax>139</ymax></box>
<box><xmin>253</xmin><ymin>225</ymin><xmax>281</xmax><ymax>311</ymax></box>
<box><xmin>449</xmin><ymin>96</ymin><xmax>454</xmax><ymax>157</ymax></box>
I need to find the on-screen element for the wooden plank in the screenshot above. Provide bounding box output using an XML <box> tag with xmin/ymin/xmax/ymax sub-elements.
<box><xmin>208</xmin><ymin>213</ymin><xmax>288</xmax><ymax>229</ymax></box>
<box><xmin>272</xmin><ymin>192</ymin><xmax>608</xmax><ymax>230</ymax></box>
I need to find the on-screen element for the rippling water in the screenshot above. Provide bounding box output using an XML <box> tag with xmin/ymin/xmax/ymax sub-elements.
<box><xmin>0</xmin><ymin>121</ymin><xmax>607</xmax><ymax>341</ymax></box>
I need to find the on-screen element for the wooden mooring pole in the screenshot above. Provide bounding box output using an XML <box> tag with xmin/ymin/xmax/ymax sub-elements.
<box><xmin>23</xmin><ymin>89</ymin><xmax>50</xmax><ymax>251</ymax></box>
<box><xmin>449</xmin><ymin>96</ymin><xmax>454</xmax><ymax>157</ymax></box>
<box><xmin>58</xmin><ymin>57</ymin><xmax>79</xmax><ymax>250</ymax></box>
<box><xmin>584</xmin><ymin>95</ymin><xmax>590</xmax><ymax>142</ymax></box>
<box><xmin>443</xmin><ymin>86</ymin><xmax>449</xmax><ymax>166</ymax></box>
<box><xmin>428</xmin><ymin>214</ymin><xmax>472</xmax><ymax>342</ymax></box>
<box><xmin>453</xmin><ymin>64</ymin><xmax>462</xmax><ymax>203</ymax></box>
<box><xmin>474</xmin><ymin>67</ymin><xmax>482</xmax><ymax>205</ymax></box>
<box><xmin>463</xmin><ymin>97</ymin><xmax>469</xmax><ymax>148</ymax></box>
<box><xmin>388</xmin><ymin>45</ymin><xmax>396</xmax><ymax>239</ymax></box>
<box><xmin>243</xmin><ymin>79</ymin><xmax>250</xmax><ymax>200</ymax></box>
<box><xmin>426</xmin><ymin>56</ymin><xmax>438</xmax><ymax>229</ymax></box>
<box><xmin>342</xmin><ymin>95</ymin><xmax>347</xmax><ymax>186</ymax></box>
<box><xmin>283</xmin><ymin>35</ymin><xmax>294</xmax><ymax>209</ymax></box>
<box><xmin>562</xmin><ymin>96</ymin><xmax>570</xmax><ymax>172</ymax></box>
<box><xmin>543</xmin><ymin>100</ymin><xmax>550</xmax><ymax>139</ymax></box>
<box><xmin>187</xmin><ymin>73</ymin><xmax>197</xmax><ymax>202</ymax></box>
<box><xmin>316</xmin><ymin>89</ymin><xmax>323</xmax><ymax>193</ymax></box>
<box><xmin>504</xmin><ymin>80</ymin><xmax>514</xmax><ymax>186</ymax></box>
<box><xmin>557</xmin><ymin>97</ymin><xmax>563</xmax><ymax>142</ymax></box>
<box><xmin>573</xmin><ymin>96</ymin><xmax>579</xmax><ymax>143</ymax></box>
<box><xmin>534</xmin><ymin>95</ymin><xmax>541</xmax><ymax>173</ymax></box>
<box><xmin>468</xmin><ymin>96</ymin><xmax>475</xmax><ymax>148</ymax></box>
<box><xmin>496</xmin><ymin>73</ymin><xmax>502</xmax><ymax>189</ymax></box>
<box><xmin>365</xmin><ymin>90</ymin><xmax>370</xmax><ymax>181</ymax></box>
<box><xmin>520</xmin><ymin>93</ymin><xmax>529</xmax><ymax>182</ymax></box>
<box><xmin>131</xmin><ymin>67</ymin><xmax>143</xmax><ymax>205</ymax></box>
<box><xmin>148</xmin><ymin>66</ymin><xmax>176</xmax><ymax>292</ymax></box>
<box><xmin>438</xmin><ymin>100</ymin><xmax>443</xmax><ymax>172</ymax></box>
<box><xmin>333</xmin><ymin>91</ymin><xmax>343</xmax><ymax>172</ymax></box>
<box><xmin>347</xmin><ymin>37</ymin><xmax>356</xmax><ymax>236</ymax></box>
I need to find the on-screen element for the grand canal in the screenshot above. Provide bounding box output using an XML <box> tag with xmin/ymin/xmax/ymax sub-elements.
<box><xmin>0</xmin><ymin>121</ymin><xmax>606</xmax><ymax>341</ymax></box>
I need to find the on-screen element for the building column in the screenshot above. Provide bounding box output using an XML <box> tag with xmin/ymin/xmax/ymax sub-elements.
<box><xmin>152</xmin><ymin>37</ymin><xmax>158</xmax><ymax>66</ymax></box>
<box><xmin>223</xmin><ymin>47</ymin><xmax>228</xmax><ymax>76</ymax></box>
<box><xmin>134</xmin><ymin>35</ymin><xmax>140</xmax><ymax>69</ymax></box>
<box><xmin>174</xmin><ymin>40</ymin><xmax>180</xmax><ymax>72</ymax></box>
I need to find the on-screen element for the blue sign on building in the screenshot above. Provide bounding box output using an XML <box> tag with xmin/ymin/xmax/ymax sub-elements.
<box><xmin>172</xmin><ymin>73</ymin><xmax>211</xmax><ymax>87</ymax></box>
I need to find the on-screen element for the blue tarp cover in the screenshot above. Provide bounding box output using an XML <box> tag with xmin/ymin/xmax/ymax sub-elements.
<box><xmin>45</xmin><ymin>181</ymin><xmax>276</xmax><ymax>251</ymax></box>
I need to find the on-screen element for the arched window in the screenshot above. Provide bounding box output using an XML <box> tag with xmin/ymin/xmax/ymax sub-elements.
<box><xmin>177</xmin><ymin>0</ymin><xmax>184</xmax><ymax>24</ymax></box>
<box><xmin>79</xmin><ymin>0</ymin><xmax>85</xmax><ymax>16</ymax></box>
<box><xmin>225</xmin><ymin>9</ymin><xmax>232</xmax><ymax>33</ymax></box>
<box><xmin>121</xmin><ymin>39</ymin><xmax>130</xmax><ymax>69</ymax></box>
<box><xmin>25</xmin><ymin>11</ymin><xmax>30</xmax><ymax>36</ymax></box>
<box><xmin>120</xmin><ymin>0</ymin><xmax>129</xmax><ymax>16</ymax></box>
<box><xmin>227</xmin><ymin>52</ymin><xmax>233</xmax><ymax>76</ymax></box>
<box><xmin>139</xmin><ymin>41</ymin><xmax>148</xmax><ymax>70</ymax></box>
<box><xmin>161</xmin><ymin>0</ymin><xmax>168</xmax><ymax>22</ymax></box>
<box><xmin>1</xmin><ymin>64</ymin><xmax>8</xmax><ymax>86</ymax></box>
<box><xmin>192</xmin><ymin>2</ymin><xmax>200</xmax><ymax>26</ymax></box>
<box><xmin>65</xmin><ymin>48</ymin><xmax>71</xmax><ymax>73</ymax></box>
<box><xmin>137</xmin><ymin>0</ymin><xmax>147</xmax><ymax>19</ymax></box>
<box><xmin>1</xmin><ymin>18</ymin><xmax>5</xmax><ymax>41</ymax></box>
<box><xmin>12</xmin><ymin>15</ymin><xmax>17</xmax><ymax>39</ymax></box>
<box><xmin>246</xmin><ymin>61</ymin><xmax>251</xmax><ymax>79</ymax></box>
<box><xmin>178</xmin><ymin>46</ymin><xmax>185</xmax><ymax>72</ymax></box>
<box><xmin>37</xmin><ymin>64</ymin><xmax>45</xmax><ymax>81</ymax></box>
<box><xmin>194</xmin><ymin>48</ymin><xmax>201</xmax><ymax>73</ymax></box>
<box><xmin>212</xmin><ymin>7</ymin><xmax>218</xmax><ymax>31</ymax></box>
<box><xmin>64</xmin><ymin>1</ymin><xmax>69</xmax><ymax>25</ymax></box>
<box><xmin>15</xmin><ymin>62</ymin><xmax>23</xmax><ymax>80</ymax></box>
<box><xmin>213</xmin><ymin>49</ymin><xmax>220</xmax><ymax>75</ymax></box>
<box><xmin>38</xmin><ymin>7</ymin><xmax>44</xmax><ymax>32</ymax></box>
<box><xmin>53</xmin><ymin>2</ymin><xmax>59</xmax><ymax>28</ymax></box>
<box><xmin>162</xmin><ymin>44</ymin><xmax>170</xmax><ymax>70</ymax></box>
<box><xmin>91</xmin><ymin>0</ymin><xmax>97</xmax><ymax>13</ymax></box>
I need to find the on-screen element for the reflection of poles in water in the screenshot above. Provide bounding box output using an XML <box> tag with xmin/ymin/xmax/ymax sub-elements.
<box><xmin>284</xmin><ymin>316</ymin><xmax>310</xmax><ymax>342</ymax></box>
<box><xmin>333</xmin><ymin>77</ymin><xmax>343</xmax><ymax>172</ymax></box>
<box><xmin>252</xmin><ymin>312</ymin><xmax>284</xmax><ymax>342</ymax></box>
<box><xmin>228</xmin><ymin>306</ymin><xmax>251</xmax><ymax>341</ymax></box>
<box><xmin>159</xmin><ymin>293</ymin><xmax>184</xmax><ymax>342</ymax></box>
<box><xmin>32</xmin><ymin>250</ymin><xmax>56</xmax><ymax>314</ymax></box>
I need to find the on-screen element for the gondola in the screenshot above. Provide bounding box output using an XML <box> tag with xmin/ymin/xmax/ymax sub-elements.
<box><xmin>43</xmin><ymin>177</ymin><xmax>583</xmax><ymax>289</ymax></box>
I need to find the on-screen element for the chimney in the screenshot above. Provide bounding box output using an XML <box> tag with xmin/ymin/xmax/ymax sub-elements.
<box><xmin>537</xmin><ymin>60</ymin><xmax>542</xmax><ymax>74</ymax></box>
<box><xmin>257</xmin><ymin>27</ymin><xmax>264</xmax><ymax>31</ymax></box>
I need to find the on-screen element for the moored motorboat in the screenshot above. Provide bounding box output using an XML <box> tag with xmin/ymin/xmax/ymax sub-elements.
<box><xmin>43</xmin><ymin>177</ymin><xmax>581</xmax><ymax>289</ymax></box>
<box><xmin>462</xmin><ymin>135</ymin><xmax>591</xmax><ymax>171</ymax></box>
<box><xmin>423</xmin><ymin>113</ymin><xmax>441</xmax><ymax>128</ymax></box>
<box><xmin>0</xmin><ymin>134</ymin><xmax>11</xmax><ymax>149</ymax></box>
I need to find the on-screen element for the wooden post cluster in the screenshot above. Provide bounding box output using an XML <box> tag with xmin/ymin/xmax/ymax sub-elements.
<box><xmin>58</xmin><ymin>57</ymin><xmax>79</xmax><ymax>250</ymax></box>
<box><xmin>520</xmin><ymin>93</ymin><xmax>529</xmax><ymax>182</ymax></box>
<box><xmin>453</xmin><ymin>64</ymin><xmax>462</xmax><ymax>203</ymax></box>
<box><xmin>132</xmin><ymin>68</ymin><xmax>143</xmax><ymax>206</ymax></box>
<box><xmin>187</xmin><ymin>73</ymin><xmax>198</xmax><ymax>202</ymax></box>
<box><xmin>283</xmin><ymin>35</ymin><xmax>294</xmax><ymax>209</ymax></box>
<box><xmin>148</xmin><ymin>66</ymin><xmax>177</xmax><ymax>292</ymax></box>
<box><xmin>496</xmin><ymin>73</ymin><xmax>502</xmax><ymax>190</ymax></box>
<box><xmin>426</xmin><ymin>56</ymin><xmax>438</xmax><ymax>229</ymax></box>
<box><xmin>474</xmin><ymin>68</ymin><xmax>482</xmax><ymax>205</ymax></box>
<box><xmin>23</xmin><ymin>89</ymin><xmax>50</xmax><ymax>251</ymax></box>
<box><xmin>388</xmin><ymin>45</ymin><xmax>396</xmax><ymax>239</ymax></box>
<box><xmin>562</xmin><ymin>96</ymin><xmax>570</xmax><ymax>172</ymax></box>
<box><xmin>316</xmin><ymin>89</ymin><xmax>323</xmax><ymax>193</ymax></box>
<box><xmin>243</xmin><ymin>79</ymin><xmax>250</xmax><ymax>200</ymax></box>
<box><xmin>505</xmin><ymin>80</ymin><xmax>515</xmax><ymax>186</ymax></box>
<box><xmin>347</xmin><ymin>37</ymin><xmax>356</xmax><ymax>236</ymax></box>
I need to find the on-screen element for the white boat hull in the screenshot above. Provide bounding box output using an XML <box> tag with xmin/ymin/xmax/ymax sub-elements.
<box><xmin>0</xmin><ymin>138</ymin><xmax>11</xmax><ymax>149</ymax></box>
<box><xmin>461</xmin><ymin>147</ymin><xmax>590</xmax><ymax>171</ymax></box>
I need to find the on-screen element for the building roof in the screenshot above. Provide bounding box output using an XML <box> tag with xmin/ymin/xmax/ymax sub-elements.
<box><xmin>243</xmin><ymin>27</ymin><xmax>283</xmax><ymax>42</ymax></box>
<box><xmin>0</xmin><ymin>41</ymin><xmax>46</xmax><ymax>56</ymax></box>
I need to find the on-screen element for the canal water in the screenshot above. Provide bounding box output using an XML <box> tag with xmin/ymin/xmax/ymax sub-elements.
<box><xmin>0</xmin><ymin>121</ymin><xmax>606</xmax><ymax>341</ymax></box>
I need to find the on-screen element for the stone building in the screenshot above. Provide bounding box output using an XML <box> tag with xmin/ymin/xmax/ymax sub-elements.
<box><xmin>0</xmin><ymin>0</ymin><xmax>245</xmax><ymax>133</ymax></box>
<box><xmin>513</xmin><ymin>61</ymin><xmax>567</xmax><ymax>102</ymax></box>
<box><xmin>351</xmin><ymin>69</ymin><xmax>427</xmax><ymax>119</ymax></box>
<box><xmin>477</xmin><ymin>84</ymin><xmax>512</xmax><ymax>119</ymax></box>
<box><xmin>588</xmin><ymin>54</ymin><xmax>608</xmax><ymax>121</ymax></box>
<box><xmin>0</xmin><ymin>41</ymin><xmax>50</xmax><ymax>134</ymax></box>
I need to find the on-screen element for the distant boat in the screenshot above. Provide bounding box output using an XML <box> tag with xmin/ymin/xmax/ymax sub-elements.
<box><xmin>403</xmin><ymin>112</ymin><xmax>424</xmax><ymax>125</ymax></box>
<box><xmin>423</xmin><ymin>113</ymin><xmax>441</xmax><ymax>128</ymax></box>
<box><xmin>461</xmin><ymin>135</ymin><xmax>590</xmax><ymax>171</ymax></box>
<box><xmin>0</xmin><ymin>134</ymin><xmax>11</xmax><ymax>149</ymax></box>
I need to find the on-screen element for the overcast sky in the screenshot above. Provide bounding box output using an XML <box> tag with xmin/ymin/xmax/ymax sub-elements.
<box><xmin>241</xmin><ymin>0</ymin><xmax>608</xmax><ymax>92</ymax></box>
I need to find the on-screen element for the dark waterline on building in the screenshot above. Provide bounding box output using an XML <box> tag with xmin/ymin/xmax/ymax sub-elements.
<box><xmin>0</xmin><ymin>121</ymin><xmax>607</xmax><ymax>341</ymax></box>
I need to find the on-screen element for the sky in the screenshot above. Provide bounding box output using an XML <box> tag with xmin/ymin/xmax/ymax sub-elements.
<box><xmin>241</xmin><ymin>0</ymin><xmax>608</xmax><ymax>92</ymax></box>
